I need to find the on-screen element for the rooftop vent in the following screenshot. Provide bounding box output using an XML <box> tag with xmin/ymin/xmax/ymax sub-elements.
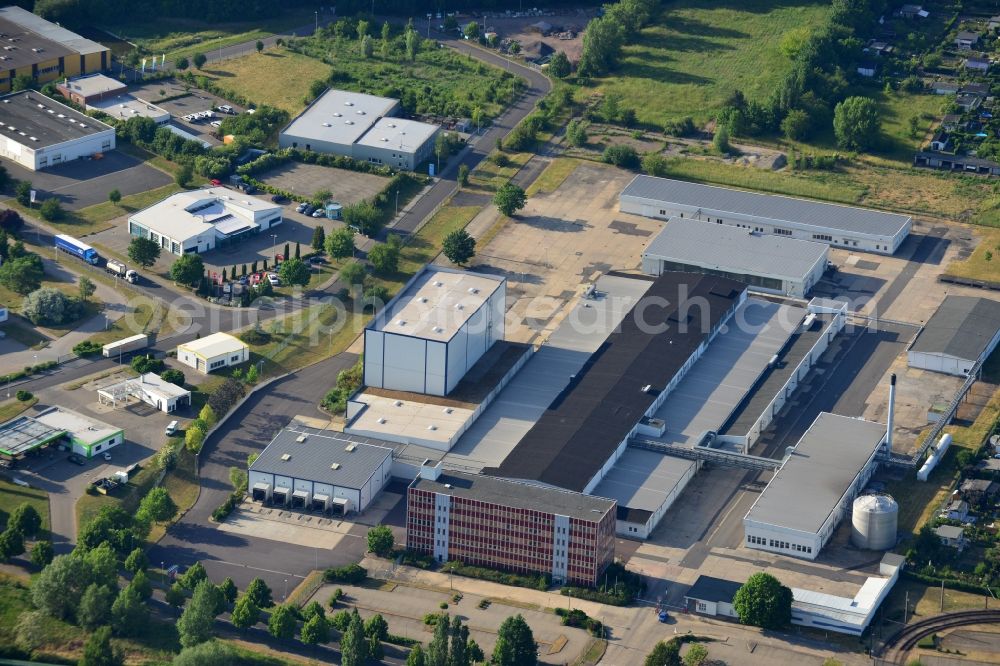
<box><xmin>432</xmin><ymin>326</ymin><xmax>443</xmax><ymax>333</ymax></box>
<box><xmin>78</xmin><ymin>124</ymin><xmax>86</xmax><ymax>129</ymax></box>
<box><xmin>357</xmin><ymin>110</ymin><xmax>366</xmax><ymax>115</ymax></box>
<box><xmin>296</xmin><ymin>434</ymin><xmax>307</xmax><ymax>443</ymax></box>
<box><xmin>427</xmin><ymin>425</ymin><xmax>437</xmax><ymax>431</ymax></box>
<box><xmin>331</xmin><ymin>462</ymin><xmax>341</xmax><ymax>470</ymax></box>
<box><xmin>419</xmin><ymin>297</ymin><xmax>428</xmax><ymax>303</ymax></box>
<box><xmin>345</xmin><ymin>120</ymin><xmax>354</xmax><ymax>125</ymax></box>
<box><xmin>1</xmin><ymin>99</ymin><xmax>8</xmax><ymax>104</ymax></box>
<box><xmin>433</xmin><ymin>281</ymin><xmax>443</xmax><ymax>287</ymax></box>
<box><xmin>396</xmin><ymin>319</ymin><xmax>406</xmax><ymax>326</ymax></box>
<box><xmin>345</xmin><ymin>443</ymin><xmax>357</xmax><ymax>452</ymax></box>
<box><xmin>29</xmin><ymin>136</ymin><xmax>37</xmax><ymax>142</ymax></box>
<box><xmin>468</xmin><ymin>287</ymin><xmax>479</xmax><ymax>294</ymax></box>
<box><xmin>455</xmin><ymin>304</ymin><xmax>464</xmax><ymax>311</ymax></box>
<box><xmin>443</xmin><ymin>407</ymin><xmax>453</xmax><ymax>414</ymax></box>
<box><xmin>444</xmin><ymin>483</ymin><xmax>452</xmax><ymax>489</ymax></box>
<box><xmin>56</xmin><ymin>113</ymin><xmax>64</xmax><ymax>118</ymax></box>
<box><xmin>322</xmin><ymin>122</ymin><xmax>331</xmax><ymax>127</ymax></box>
<box><xmin>333</xmin><ymin>112</ymin><xmax>342</xmax><ymax>117</ymax></box>
<box><xmin>394</xmin><ymin>400</ymin><xmax>403</xmax><ymax>407</ymax></box>
<box><xmin>345</xmin><ymin>101</ymin><xmax>354</xmax><ymax>106</ymax></box>
<box><xmin>381</xmin><ymin>137</ymin><xmax>389</xmax><ymax>141</ymax></box>
<box><xmin>36</xmin><ymin>103</ymin><xmax>43</xmax><ymax>109</ymax></box>
<box><xmin>280</xmin><ymin>453</ymin><xmax>291</xmax><ymax>461</ymax></box>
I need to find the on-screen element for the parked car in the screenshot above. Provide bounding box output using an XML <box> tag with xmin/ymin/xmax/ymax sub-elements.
<box><xmin>218</xmin><ymin>105</ymin><xmax>235</xmax><ymax>114</ymax></box>
<box><xmin>309</xmin><ymin>255</ymin><xmax>327</xmax><ymax>264</ymax></box>
<box><xmin>296</xmin><ymin>202</ymin><xmax>309</xmax><ymax>213</ymax></box>
<box><xmin>302</xmin><ymin>204</ymin><xmax>316</xmax><ymax>216</ymax></box>
<box><xmin>267</xmin><ymin>273</ymin><xmax>281</xmax><ymax>286</ymax></box>
<box><xmin>102</xmin><ymin>452</ymin><xmax>112</xmax><ymax>461</ymax></box>
<box><xmin>271</xmin><ymin>194</ymin><xmax>290</xmax><ymax>204</ymax></box>
<box><xmin>657</xmin><ymin>610</ymin><xmax>669</xmax><ymax>623</ymax></box>
<box><xmin>311</xmin><ymin>208</ymin><xmax>325</xmax><ymax>218</ymax></box>
<box><xmin>210</xmin><ymin>120</ymin><xmax>222</xmax><ymax>128</ymax></box>
<box><xmin>67</xmin><ymin>453</ymin><xmax>86</xmax><ymax>466</ymax></box>
<box><xmin>210</xmin><ymin>179</ymin><xmax>222</xmax><ymax>187</ymax></box>
<box><xmin>239</xmin><ymin>275</ymin><xmax>248</xmax><ymax>285</ymax></box>
<box><xmin>165</xmin><ymin>420</ymin><xmax>179</xmax><ymax>436</ymax></box>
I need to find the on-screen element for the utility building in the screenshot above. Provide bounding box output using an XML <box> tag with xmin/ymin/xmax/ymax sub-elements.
<box><xmin>97</xmin><ymin>372</ymin><xmax>191</xmax><ymax>413</ymax></box>
<box><xmin>620</xmin><ymin>175</ymin><xmax>912</xmax><ymax>255</ymax></box>
<box><xmin>743</xmin><ymin>413</ymin><xmax>887</xmax><ymax>560</ymax></box>
<box><xmin>641</xmin><ymin>217</ymin><xmax>828</xmax><ymax>297</ymax></box>
<box><xmin>907</xmin><ymin>296</ymin><xmax>1000</xmax><ymax>376</ymax></box>
<box><xmin>176</xmin><ymin>332</ymin><xmax>248</xmax><ymax>374</ymax></box>
<box><xmin>0</xmin><ymin>90</ymin><xmax>114</xmax><ymax>170</ymax></box>
<box><xmin>33</xmin><ymin>406</ymin><xmax>123</xmax><ymax>458</ymax></box>
<box><xmin>364</xmin><ymin>266</ymin><xmax>506</xmax><ymax>396</ymax></box>
<box><xmin>407</xmin><ymin>462</ymin><xmax>617</xmax><ymax>586</ymax></box>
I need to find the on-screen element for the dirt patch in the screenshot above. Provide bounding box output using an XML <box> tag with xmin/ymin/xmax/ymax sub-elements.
<box><xmin>476</xmin><ymin>9</ymin><xmax>596</xmax><ymax>62</ymax></box>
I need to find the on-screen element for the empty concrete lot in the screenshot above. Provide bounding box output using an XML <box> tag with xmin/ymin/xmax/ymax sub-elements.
<box><xmin>1</xmin><ymin>150</ymin><xmax>172</xmax><ymax>210</ymax></box>
<box><xmin>259</xmin><ymin>162</ymin><xmax>389</xmax><ymax>205</ymax></box>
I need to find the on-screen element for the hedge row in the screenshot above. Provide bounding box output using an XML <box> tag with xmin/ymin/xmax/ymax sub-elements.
<box><xmin>440</xmin><ymin>560</ymin><xmax>550</xmax><ymax>591</ymax></box>
<box><xmin>0</xmin><ymin>360</ymin><xmax>58</xmax><ymax>385</ymax></box>
<box><xmin>323</xmin><ymin>562</ymin><xmax>367</xmax><ymax>584</ymax></box>
<box><xmin>237</xmin><ymin>147</ymin><xmax>397</xmax><ymax>179</ymax></box>
<box><xmin>901</xmin><ymin>568</ymin><xmax>990</xmax><ymax>595</ymax></box>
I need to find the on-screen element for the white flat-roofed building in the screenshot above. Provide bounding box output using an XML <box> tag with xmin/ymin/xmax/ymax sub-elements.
<box><xmin>248</xmin><ymin>427</ymin><xmax>393</xmax><ymax>514</ymax></box>
<box><xmin>89</xmin><ymin>95</ymin><xmax>170</xmax><ymax>125</ymax></box>
<box><xmin>128</xmin><ymin>187</ymin><xmax>282</xmax><ymax>256</ymax></box>
<box><xmin>642</xmin><ymin>217</ymin><xmax>828</xmax><ymax>297</ymax></box>
<box><xmin>278</xmin><ymin>89</ymin><xmax>438</xmax><ymax>170</ymax></box>
<box><xmin>743</xmin><ymin>413</ymin><xmax>887</xmax><ymax>560</ymax></box>
<box><xmin>33</xmin><ymin>406</ymin><xmax>123</xmax><ymax>458</ymax></box>
<box><xmin>97</xmin><ymin>372</ymin><xmax>191</xmax><ymax>413</ymax></box>
<box><xmin>346</xmin><ymin>393</ymin><xmax>475</xmax><ymax>451</ymax></box>
<box><xmin>56</xmin><ymin>73</ymin><xmax>126</xmax><ymax>106</ymax></box>
<box><xmin>620</xmin><ymin>175</ymin><xmax>911</xmax><ymax>255</ymax></box>
<box><xmin>176</xmin><ymin>332</ymin><xmax>249</xmax><ymax>374</ymax></box>
<box><xmin>364</xmin><ymin>266</ymin><xmax>506</xmax><ymax>396</ymax></box>
<box><xmin>0</xmin><ymin>90</ymin><xmax>115</xmax><ymax>170</ymax></box>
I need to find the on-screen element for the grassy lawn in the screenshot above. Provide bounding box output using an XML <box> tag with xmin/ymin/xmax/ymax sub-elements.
<box><xmin>883</xmin><ymin>576</ymin><xmax>988</xmax><ymax>622</ymax></box>
<box><xmin>943</xmin><ymin>227</ymin><xmax>1000</xmax><ymax>282</ymax></box>
<box><xmin>586</xmin><ymin>0</ymin><xmax>832</xmax><ymax>127</ymax></box>
<box><xmin>0</xmin><ymin>315</ymin><xmax>48</xmax><ymax>348</ymax></box>
<box><xmin>247</xmin><ymin>304</ymin><xmax>369</xmax><ymax>376</ymax></box>
<box><xmin>198</xmin><ymin>48</ymin><xmax>333</xmax><ymax>114</ymax></box>
<box><xmin>75</xmin><ymin>460</ymin><xmax>163</xmax><ymax>532</ymax></box>
<box><xmin>469</xmin><ymin>151</ymin><xmax>533</xmax><ymax>192</ymax></box>
<box><xmin>0</xmin><ymin>478</ymin><xmax>49</xmax><ymax>534</ymax></box>
<box><xmin>525</xmin><ymin>158</ymin><xmax>585</xmax><ymax>197</ymax></box>
<box><xmin>0</xmin><ymin>396</ymin><xmax>38</xmax><ymax>422</ymax></box>
<box><xmin>148</xmin><ymin>447</ymin><xmax>200</xmax><ymax>544</ymax></box>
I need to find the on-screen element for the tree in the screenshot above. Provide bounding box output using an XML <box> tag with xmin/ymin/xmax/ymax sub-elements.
<box><xmin>492</xmin><ymin>614</ymin><xmax>537</xmax><ymax>666</ymax></box>
<box><xmin>683</xmin><ymin>643</ymin><xmax>708</xmax><ymax>666</ymax></box>
<box><xmin>566</xmin><ymin>119</ymin><xmax>588</xmax><ymax>147</ymax></box>
<box><xmin>78</xmin><ymin>583</ymin><xmax>114</xmax><ymax>630</ymax></box>
<box><xmin>365</xmin><ymin>612</ymin><xmax>389</xmax><ymax>643</ymax></box>
<box><xmin>326</xmin><ymin>227</ymin><xmax>356</xmax><ymax>259</ymax></box>
<box><xmin>80</xmin><ymin>625</ymin><xmax>123</xmax><ymax>666</ymax></box>
<box><xmin>269</xmin><ymin>603</ymin><xmax>297</xmax><ymax>640</ymax></box>
<box><xmin>9</xmin><ymin>502</ymin><xmax>42</xmax><ymax>537</ymax></box>
<box><xmin>428</xmin><ymin>612</ymin><xmax>450</xmax><ymax>666</ymax></box>
<box><xmin>301</xmin><ymin>612</ymin><xmax>331</xmax><ymax>646</ymax></box>
<box><xmin>108</xmin><ymin>189</ymin><xmax>122</xmax><ymax>206</ymax></box>
<box><xmin>578</xmin><ymin>15</ymin><xmax>625</xmax><ymax>75</ymax></box>
<box><xmin>124</xmin><ymin>547</ymin><xmax>148</xmax><ymax>574</ymax></box>
<box><xmin>360</xmin><ymin>33</ymin><xmax>374</xmax><ymax>58</ymax></box>
<box><xmin>833</xmin><ymin>96</ymin><xmax>880</xmax><ymax>151</ymax></box>
<box><xmin>193</xmin><ymin>52</ymin><xmax>207</xmax><ymax>69</ymax></box>
<box><xmin>279</xmin><ymin>257</ymin><xmax>310</xmax><ymax>286</ymax></box>
<box><xmin>170</xmin><ymin>254</ymin><xmax>205</xmax><ymax>287</ymax></box>
<box><xmin>295</xmin><ymin>242</ymin><xmax>301</xmax><ymax>260</ymax></box>
<box><xmin>231</xmin><ymin>594</ymin><xmax>259</xmax><ymax>630</ymax></box>
<box><xmin>493</xmin><ymin>182</ymin><xmax>527</xmax><ymax>217</ymax></box>
<box><xmin>713</xmin><ymin>124</ymin><xmax>731</xmax><ymax>153</ymax></box>
<box><xmin>781</xmin><ymin>109</ymin><xmax>811</xmax><ymax>141</ymax></box>
<box><xmin>407</xmin><ymin>645</ymin><xmax>427</xmax><ymax>666</ymax></box>
<box><xmin>130</xmin><ymin>570</ymin><xmax>153</xmax><ymax>600</ymax></box>
<box><xmin>908</xmin><ymin>114</ymin><xmax>921</xmax><ymax>138</ymax></box>
<box><xmin>160</xmin><ymin>369</ymin><xmax>185</xmax><ymax>387</ymax></box>
<box><xmin>30</xmin><ymin>540</ymin><xmax>54</xmax><ymax>568</ymax></box>
<box><xmin>602</xmin><ymin>144</ymin><xmax>640</xmax><ymax>168</ymax></box>
<box><xmin>15</xmin><ymin>180</ymin><xmax>31</xmax><ymax>206</ymax></box>
<box><xmin>175</xmin><ymin>56</ymin><xmax>190</xmax><ymax>70</ymax></box>
<box><xmin>245</xmin><ymin>364</ymin><xmax>259</xmax><ymax>384</ymax></box>
<box><xmin>11</xmin><ymin>73</ymin><xmax>33</xmax><ymax>92</ymax></box>
<box><xmin>179</xmin><ymin>562</ymin><xmax>208</xmax><ymax>590</ymax></box>
<box><xmin>176</xmin><ymin>162</ymin><xmax>194</xmax><ymax>187</ymax></box>
<box><xmin>312</xmin><ymin>226</ymin><xmax>326</xmax><ymax>251</ymax></box>
<box><xmin>0</xmin><ymin>208</ymin><xmax>24</xmax><ymax>233</ymax></box>
<box><xmin>32</xmin><ymin>554</ymin><xmax>92</xmax><ymax>618</ymax></box>
<box><xmin>644</xmin><ymin>640</ymin><xmax>681</xmax><ymax>666</ymax></box>
<box><xmin>77</xmin><ymin>276</ymin><xmax>96</xmax><ymax>302</ymax></box>
<box><xmin>367</xmin><ymin>525</ymin><xmax>395</xmax><ymax>557</ymax></box>
<box><xmin>340</xmin><ymin>610</ymin><xmax>367</xmax><ymax>664</ymax></box>
<box><xmin>381</xmin><ymin>20</ymin><xmax>392</xmax><ymax>58</ymax></box>
<box><xmin>38</xmin><ymin>197</ymin><xmax>63</xmax><ymax>222</ymax></box>
<box><xmin>339</xmin><ymin>260</ymin><xmax>365</xmax><ymax>287</ymax></box>
<box><xmin>464</xmin><ymin>21</ymin><xmax>480</xmax><ymax>40</ymax></box>
<box><xmin>128</xmin><ymin>237</ymin><xmax>161</xmax><ymax>268</ymax></box>
<box><xmin>218</xmin><ymin>577</ymin><xmax>238</xmax><ymax>605</ymax></box>
<box><xmin>165</xmin><ymin>582</ymin><xmax>187</xmax><ymax>609</ymax></box>
<box><xmin>245</xmin><ymin>577</ymin><xmax>273</xmax><ymax>608</ymax></box>
<box><xmin>443</xmin><ymin>228</ymin><xmax>476</xmax><ymax>266</ymax></box>
<box><xmin>137</xmin><ymin>487</ymin><xmax>178</xmax><ymax>525</ymax></box>
<box><xmin>178</xmin><ymin>579</ymin><xmax>221</xmax><ymax>647</ymax></box>
<box><xmin>0</xmin><ymin>255</ymin><xmax>44</xmax><ymax>295</ymax></box>
<box><xmin>256</xmin><ymin>39</ymin><xmax>264</xmax><ymax>54</ymax></box>
<box><xmin>0</xmin><ymin>528</ymin><xmax>25</xmax><ymax>561</ymax></box>
<box><xmin>733</xmin><ymin>572</ymin><xmax>793</xmax><ymax>630</ymax></box>
<box><xmin>549</xmin><ymin>51</ymin><xmax>571</xmax><ymax>78</ymax></box>
<box><xmin>368</xmin><ymin>239</ymin><xmax>400</xmax><ymax>274</ymax></box>
<box><xmin>449</xmin><ymin>615</ymin><xmax>469</xmax><ymax>666</ymax></box>
<box><xmin>23</xmin><ymin>287</ymin><xmax>82</xmax><ymax>325</ymax></box>
<box><xmin>301</xmin><ymin>600</ymin><xmax>326</xmax><ymax>623</ymax></box>
<box><xmin>405</xmin><ymin>28</ymin><xmax>420</xmax><ymax>61</ymax></box>
<box><xmin>199</xmin><ymin>404</ymin><xmax>218</xmax><ymax>429</ymax></box>
<box><xmin>458</xmin><ymin>163</ymin><xmax>469</xmax><ymax>186</ymax></box>
<box><xmin>111</xmin><ymin>584</ymin><xmax>148</xmax><ymax>636</ymax></box>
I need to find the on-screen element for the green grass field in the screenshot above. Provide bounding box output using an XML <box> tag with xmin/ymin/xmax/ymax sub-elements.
<box><xmin>589</xmin><ymin>0</ymin><xmax>832</xmax><ymax>127</ymax></box>
<box><xmin>198</xmin><ymin>48</ymin><xmax>333</xmax><ymax>114</ymax></box>
<box><xmin>0</xmin><ymin>478</ymin><xmax>49</xmax><ymax>534</ymax></box>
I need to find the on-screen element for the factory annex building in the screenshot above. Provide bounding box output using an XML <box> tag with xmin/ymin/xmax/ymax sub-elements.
<box><xmin>0</xmin><ymin>90</ymin><xmax>114</xmax><ymax>170</ymax></box>
<box><xmin>621</xmin><ymin>175</ymin><xmax>912</xmax><ymax>255</ymax></box>
<box><xmin>907</xmin><ymin>296</ymin><xmax>1000</xmax><ymax>377</ymax></box>
<box><xmin>279</xmin><ymin>89</ymin><xmax>439</xmax><ymax>170</ymax></box>
<box><xmin>0</xmin><ymin>6</ymin><xmax>110</xmax><ymax>93</ymax></box>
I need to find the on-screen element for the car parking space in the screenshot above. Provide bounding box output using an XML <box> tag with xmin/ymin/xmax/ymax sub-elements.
<box><xmin>1</xmin><ymin>150</ymin><xmax>172</xmax><ymax>210</ymax></box>
<box><xmin>258</xmin><ymin>162</ymin><xmax>389</xmax><ymax>205</ymax></box>
<box><xmin>130</xmin><ymin>80</ymin><xmax>243</xmax><ymax>145</ymax></box>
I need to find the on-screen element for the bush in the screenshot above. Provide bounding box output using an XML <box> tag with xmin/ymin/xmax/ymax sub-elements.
<box><xmin>562</xmin><ymin>563</ymin><xmax>644</xmax><ymax>606</ymax></box>
<box><xmin>131</xmin><ymin>355</ymin><xmax>165</xmax><ymax>374</ymax></box>
<box><xmin>240</xmin><ymin>324</ymin><xmax>271</xmax><ymax>346</ymax></box>
<box><xmin>16</xmin><ymin>390</ymin><xmax>33</xmax><ymax>402</ymax></box>
<box><xmin>441</xmin><ymin>560</ymin><xmax>549</xmax><ymax>591</ymax></box>
<box><xmin>22</xmin><ymin>287</ymin><xmax>84</xmax><ymax>326</ymax></box>
<box><xmin>664</xmin><ymin>116</ymin><xmax>696</xmax><ymax>137</ymax></box>
<box><xmin>601</xmin><ymin>144</ymin><xmax>640</xmax><ymax>169</ymax></box>
<box><xmin>39</xmin><ymin>198</ymin><xmax>64</xmax><ymax>222</ymax></box>
<box><xmin>323</xmin><ymin>563</ymin><xmax>367</xmax><ymax>584</ymax></box>
<box><xmin>160</xmin><ymin>369</ymin><xmax>185</xmax><ymax>387</ymax></box>
<box><xmin>72</xmin><ymin>340</ymin><xmax>103</xmax><ymax>357</ymax></box>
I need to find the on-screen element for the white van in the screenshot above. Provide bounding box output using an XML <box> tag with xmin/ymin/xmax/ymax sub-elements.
<box><xmin>165</xmin><ymin>420</ymin><xmax>179</xmax><ymax>436</ymax></box>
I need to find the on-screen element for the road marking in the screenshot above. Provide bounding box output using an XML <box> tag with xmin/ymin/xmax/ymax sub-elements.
<box><xmin>210</xmin><ymin>560</ymin><xmax>306</xmax><ymax>579</ymax></box>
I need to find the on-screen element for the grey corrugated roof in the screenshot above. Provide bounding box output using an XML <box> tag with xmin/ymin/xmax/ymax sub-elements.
<box><xmin>411</xmin><ymin>470</ymin><xmax>615</xmax><ymax>521</ymax></box>
<box><xmin>645</xmin><ymin>217</ymin><xmax>827</xmax><ymax>283</ymax></box>
<box><xmin>280</xmin><ymin>89</ymin><xmax>397</xmax><ymax>147</ymax></box>
<box><xmin>744</xmin><ymin>413</ymin><xmax>886</xmax><ymax>534</ymax></box>
<box><xmin>621</xmin><ymin>175</ymin><xmax>911</xmax><ymax>238</ymax></box>
<box><xmin>685</xmin><ymin>575</ymin><xmax>742</xmax><ymax>604</ymax></box>
<box><xmin>250</xmin><ymin>428</ymin><xmax>392</xmax><ymax>489</ymax></box>
<box><xmin>909</xmin><ymin>296</ymin><xmax>1000</xmax><ymax>362</ymax></box>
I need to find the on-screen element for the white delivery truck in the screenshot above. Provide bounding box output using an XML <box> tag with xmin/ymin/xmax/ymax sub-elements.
<box><xmin>106</xmin><ymin>259</ymin><xmax>139</xmax><ymax>284</ymax></box>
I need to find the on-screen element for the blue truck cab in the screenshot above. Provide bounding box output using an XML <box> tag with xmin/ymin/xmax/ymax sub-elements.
<box><xmin>54</xmin><ymin>233</ymin><xmax>100</xmax><ymax>265</ymax></box>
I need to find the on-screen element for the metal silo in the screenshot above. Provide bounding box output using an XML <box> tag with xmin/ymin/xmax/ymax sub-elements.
<box><xmin>851</xmin><ymin>493</ymin><xmax>899</xmax><ymax>550</ymax></box>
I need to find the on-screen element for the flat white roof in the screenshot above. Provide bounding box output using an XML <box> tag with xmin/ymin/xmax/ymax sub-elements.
<box><xmin>591</xmin><ymin>447</ymin><xmax>696</xmax><ymax>516</ymax></box>
<box><xmin>129</xmin><ymin>187</ymin><xmax>280</xmax><ymax>243</ymax></box>
<box><xmin>33</xmin><ymin>406</ymin><xmax>121</xmax><ymax>445</ymax></box>
<box><xmin>60</xmin><ymin>73</ymin><xmax>126</xmax><ymax>98</ymax></box>
<box><xmin>98</xmin><ymin>372</ymin><xmax>190</xmax><ymax>401</ymax></box>
<box><xmin>281</xmin><ymin>89</ymin><xmax>397</xmax><ymax>146</ymax></box>
<box><xmin>178</xmin><ymin>332</ymin><xmax>248</xmax><ymax>359</ymax></box>
<box><xmin>355</xmin><ymin>116</ymin><xmax>439</xmax><ymax>153</ymax></box>
<box><xmin>375</xmin><ymin>267</ymin><xmax>504</xmax><ymax>342</ymax></box>
<box><xmin>347</xmin><ymin>392</ymin><xmax>473</xmax><ymax>446</ymax></box>
<box><xmin>89</xmin><ymin>95</ymin><xmax>170</xmax><ymax>123</ymax></box>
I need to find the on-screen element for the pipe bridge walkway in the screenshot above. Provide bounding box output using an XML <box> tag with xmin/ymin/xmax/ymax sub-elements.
<box><xmin>629</xmin><ymin>437</ymin><xmax>782</xmax><ymax>472</ymax></box>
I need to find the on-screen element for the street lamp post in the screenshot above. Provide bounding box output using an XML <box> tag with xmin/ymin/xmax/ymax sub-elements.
<box><xmin>315</xmin><ymin>10</ymin><xmax>318</xmax><ymax>33</ymax></box>
<box><xmin>271</xmin><ymin>234</ymin><xmax>278</xmax><ymax>266</ymax></box>
<box><xmin>395</xmin><ymin>189</ymin><xmax>399</xmax><ymax>217</ymax></box>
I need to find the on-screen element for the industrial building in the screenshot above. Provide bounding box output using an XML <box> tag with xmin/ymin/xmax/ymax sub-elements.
<box><xmin>641</xmin><ymin>217</ymin><xmax>829</xmax><ymax>298</ymax></box>
<box><xmin>0</xmin><ymin>415</ymin><xmax>66</xmax><ymax>463</ymax></box>
<box><xmin>278</xmin><ymin>89</ymin><xmax>439</xmax><ymax>170</ymax></box>
<box><xmin>0</xmin><ymin>90</ymin><xmax>115</xmax><ymax>170</ymax></box>
<box><xmin>363</xmin><ymin>266</ymin><xmax>506</xmax><ymax>396</ymax></box>
<box><xmin>128</xmin><ymin>187</ymin><xmax>283</xmax><ymax>256</ymax></box>
<box><xmin>907</xmin><ymin>296</ymin><xmax>1000</xmax><ymax>376</ymax></box>
<box><xmin>0</xmin><ymin>6</ymin><xmax>110</xmax><ymax>94</ymax></box>
<box><xmin>97</xmin><ymin>372</ymin><xmax>191</xmax><ymax>413</ymax></box>
<box><xmin>620</xmin><ymin>175</ymin><xmax>912</xmax><ymax>255</ymax></box>
<box><xmin>176</xmin><ymin>332</ymin><xmax>249</xmax><ymax>374</ymax></box>
<box><xmin>407</xmin><ymin>462</ymin><xmax>617</xmax><ymax>586</ymax></box>
<box><xmin>58</xmin><ymin>75</ymin><xmax>170</xmax><ymax>124</ymax></box>
<box><xmin>684</xmin><ymin>576</ymin><xmax>741</xmax><ymax>619</ymax></box>
<box><xmin>743</xmin><ymin>413</ymin><xmax>887</xmax><ymax>560</ymax></box>
<box><xmin>33</xmin><ymin>406</ymin><xmax>123</xmax><ymax>458</ymax></box>
<box><xmin>248</xmin><ymin>427</ymin><xmax>393</xmax><ymax>514</ymax></box>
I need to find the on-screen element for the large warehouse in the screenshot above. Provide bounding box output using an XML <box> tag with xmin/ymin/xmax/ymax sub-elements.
<box><xmin>743</xmin><ymin>412</ymin><xmax>887</xmax><ymax>560</ymax></box>
<box><xmin>407</xmin><ymin>462</ymin><xmax>617</xmax><ymax>586</ymax></box>
<box><xmin>248</xmin><ymin>427</ymin><xmax>393</xmax><ymax>515</ymax></box>
<box><xmin>620</xmin><ymin>175</ymin><xmax>912</xmax><ymax>255</ymax></box>
<box><xmin>0</xmin><ymin>91</ymin><xmax>115</xmax><ymax>170</ymax></box>
<box><xmin>0</xmin><ymin>6</ymin><xmax>110</xmax><ymax>93</ymax></box>
<box><xmin>364</xmin><ymin>266</ymin><xmax>506</xmax><ymax>396</ymax></box>
<box><xmin>128</xmin><ymin>187</ymin><xmax>283</xmax><ymax>256</ymax></box>
<box><xmin>907</xmin><ymin>296</ymin><xmax>1000</xmax><ymax>377</ymax></box>
<box><xmin>641</xmin><ymin>217</ymin><xmax>829</xmax><ymax>297</ymax></box>
<box><xmin>279</xmin><ymin>89</ymin><xmax>439</xmax><ymax>170</ymax></box>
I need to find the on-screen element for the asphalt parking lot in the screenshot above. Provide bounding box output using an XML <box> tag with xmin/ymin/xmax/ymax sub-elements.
<box><xmin>258</xmin><ymin>162</ymin><xmax>390</xmax><ymax>205</ymax></box>
<box><xmin>1</xmin><ymin>150</ymin><xmax>172</xmax><ymax>210</ymax></box>
<box><xmin>130</xmin><ymin>80</ymin><xmax>243</xmax><ymax>146</ymax></box>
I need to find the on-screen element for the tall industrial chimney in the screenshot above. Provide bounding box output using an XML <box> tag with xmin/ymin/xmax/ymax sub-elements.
<box><xmin>886</xmin><ymin>373</ymin><xmax>896</xmax><ymax>452</ymax></box>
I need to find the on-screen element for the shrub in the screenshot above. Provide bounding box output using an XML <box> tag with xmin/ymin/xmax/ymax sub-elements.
<box><xmin>441</xmin><ymin>560</ymin><xmax>549</xmax><ymax>591</ymax></box>
<box><xmin>601</xmin><ymin>144</ymin><xmax>640</xmax><ymax>169</ymax></box>
<box><xmin>72</xmin><ymin>340</ymin><xmax>103</xmax><ymax>357</ymax></box>
<box><xmin>562</xmin><ymin>563</ymin><xmax>645</xmax><ymax>606</ymax></box>
<box><xmin>15</xmin><ymin>390</ymin><xmax>32</xmax><ymax>402</ymax></box>
<box><xmin>323</xmin><ymin>562</ymin><xmax>367</xmax><ymax>584</ymax></box>
<box><xmin>22</xmin><ymin>287</ymin><xmax>83</xmax><ymax>326</ymax></box>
